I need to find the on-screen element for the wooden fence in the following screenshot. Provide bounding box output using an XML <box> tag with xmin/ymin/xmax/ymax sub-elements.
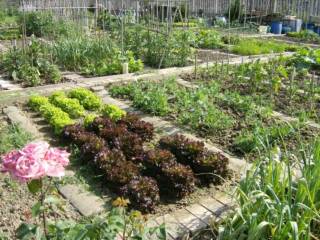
<box><xmin>19</xmin><ymin>0</ymin><xmax>320</xmax><ymax>20</ymax></box>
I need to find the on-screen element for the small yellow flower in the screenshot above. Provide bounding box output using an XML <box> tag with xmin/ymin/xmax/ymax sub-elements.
<box><xmin>130</xmin><ymin>210</ymin><xmax>142</xmax><ymax>219</ymax></box>
<box><xmin>112</xmin><ymin>197</ymin><xmax>130</xmax><ymax>207</ymax></box>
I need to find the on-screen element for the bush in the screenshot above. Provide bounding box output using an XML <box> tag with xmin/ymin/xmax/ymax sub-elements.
<box><xmin>19</xmin><ymin>11</ymin><xmax>76</xmax><ymax>38</ymax></box>
<box><xmin>122</xmin><ymin>26</ymin><xmax>194</xmax><ymax>68</ymax></box>
<box><xmin>121</xmin><ymin>176</ymin><xmax>160</xmax><ymax>213</ymax></box>
<box><xmin>159</xmin><ymin>134</ymin><xmax>229</xmax><ymax>184</ymax></box>
<box><xmin>195</xmin><ymin>30</ymin><xmax>222</xmax><ymax>49</ymax></box>
<box><xmin>18</xmin><ymin>64</ymin><xmax>41</xmax><ymax>86</ymax></box>
<box><xmin>68</xmin><ymin>88</ymin><xmax>102</xmax><ymax>110</ymax></box>
<box><xmin>40</xmin><ymin>61</ymin><xmax>62</xmax><ymax>84</ymax></box>
<box><xmin>101</xmin><ymin>104</ymin><xmax>126</xmax><ymax>121</ymax></box>
<box><xmin>0</xmin><ymin>37</ymin><xmax>61</xmax><ymax>86</ymax></box>
<box><xmin>49</xmin><ymin>91</ymin><xmax>85</xmax><ymax>118</ymax></box>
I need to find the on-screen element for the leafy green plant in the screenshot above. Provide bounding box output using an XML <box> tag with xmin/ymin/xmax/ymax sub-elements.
<box><xmin>287</xmin><ymin>30</ymin><xmax>320</xmax><ymax>44</ymax></box>
<box><xmin>234</xmin><ymin>122</ymin><xmax>296</xmax><ymax>154</ymax></box>
<box><xmin>84</xmin><ymin>113</ymin><xmax>98</xmax><ymax>128</ymax></box>
<box><xmin>29</xmin><ymin>96</ymin><xmax>74</xmax><ymax>134</ymax></box>
<box><xmin>0</xmin><ymin>37</ymin><xmax>61</xmax><ymax>86</ymax></box>
<box><xmin>28</xmin><ymin>95</ymin><xmax>50</xmax><ymax>111</ymax></box>
<box><xmin>122</xmin><ymin>26</ymin><xmax>194</xmax><ymax>68</ymax></box>
<box><xmin>49</xmin><ymin>91</ymin><xmax>85</xmax><ymax>118</ymax></box>
<box><xmin>39</xmin><ymin>103</ymin><xmax>74</xmax><ymax>134</ymax></box>
<box><xmin>101</xmin><ymin>104</ymin><xmax>126</xmax><ymax>121</ymax></box>
<box><xmin>17</xmin><ymin>63</ymin><xmax>41</xmax><ymax>86</ymax></box>
<box><xmin>159</xmin><ymin>134</ymin><xmax>229</xmax><ymax>184</ymax></box>
<box><xmin>68</xmin><ymin>88</ymin><xmax>102</xmax><ymax>111</ymax></box>
<box><xmin>18</xmin><ymin>11</ymin><xmax>77</xmax><ymax>38</ymax></box>
<box><xmin>195</xmin><ymin>29</ymin><xmax>222</xmax><ymax>49</ymax></box>
<box><xmin>231</xmin><ymin>39</ymin><xmax>298</xmax><ymax>56</ymax></box>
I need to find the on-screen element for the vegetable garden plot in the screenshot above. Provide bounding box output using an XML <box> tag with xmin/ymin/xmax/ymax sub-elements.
<box><xmin>181</xmin><ymin>54</ymin><xmax>320</xmax><ymax>124</ymax></box>
<box><xmin>25</xmin><ymin>88</ymin><xmax>232</xmax><ymax>214</ymax></box>
<box><xmin>108</xmin><ymin>78</ymin><xmax>319</xmax><ymax>161</ymax></box>
<box><xmin>284</xmin><ymin>31</ymin><xmax>320</xmax><ymax>45</ymax></box>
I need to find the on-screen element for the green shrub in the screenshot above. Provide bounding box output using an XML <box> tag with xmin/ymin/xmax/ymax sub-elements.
<box><xmin>68</xmin><ymin>88</ymin><xmax>102</xmax><ymax>111</ymax></box>
<box><xmin>195</xmin><ymin>29</ymin><xmax>222</xmax><ymax>49</ymax></box>
<box><xmin>19</xmin><ymin>11</ymin><xmax>54</xmax><ymax>37</ymax></box>
<box><xmin>19</xmin><ymin>11</ymin><xmax>76</xmax><ymax>38</ymax></box>
<box><xmin>49</xmin><ymin>91</ymin><xmax>85</xmax><ymax>118</ymax></box>
<box><xmin>101</xmin><ymin>104</ymin><xmax>126</xmax><ymax>121</ymax></box>
<box><xmin>40</xmin><ymin>62</ymin><xmax>62</xmax><ymax>84</ymax></box>
<box><xmin>122</xmin><ymin>26</ymin><xmax>194</xmax><ymax>68</ymax></box>
<box><xmin>18</xmin><ymin>64</ymin><xmax>41</xmax><ymax>86</ymax></box>
<box><xmin>0</xmin><ymin>37</ymin><xmax>62</xmax><ymax>86</ymax></box>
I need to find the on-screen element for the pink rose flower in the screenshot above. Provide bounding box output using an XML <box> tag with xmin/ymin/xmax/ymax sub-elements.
<box><xmin>43</xmin><ymin>148</ymin><xmax>70</xmax><ymax>177</ymax></box>
<box><xmin>1</xmin><ymin>150</ymin><xmax>22</xmax><ymax>174</ymax></box>
<box><xmin>21</xmin><ymin>141</ymin><xmax>50</xmax><ymax>159</ymax></box>
<box><xmin>1</xmin><ymin>141</ymin><xmax>70</xmax><ymax>182</ymax></box>
<box><xmin>14</xmin><ymin>155</ymin><xmax>45</xmax><ymax>182</ymax></box>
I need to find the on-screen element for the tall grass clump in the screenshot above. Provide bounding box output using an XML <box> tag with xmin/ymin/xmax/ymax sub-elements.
<box><xmin>0</xmin><ymin>124</ymin><xmax>33</xmax><ymax>154</ymax></box>
<box><xmin>217</xmin><ymin>139</ymin><xmax>320</xmax><ymax>239</ymax></box>
<box><xmin>52</xmin><ymin>34</ymin><xmax>143</xmax><ymax>76</ymax></box>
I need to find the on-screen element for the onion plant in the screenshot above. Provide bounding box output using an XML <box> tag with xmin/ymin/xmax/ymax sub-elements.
<box><xmin>217</xmin><ymin>138</ymin><xmax>320</xmax><ymax>239</ymax></box>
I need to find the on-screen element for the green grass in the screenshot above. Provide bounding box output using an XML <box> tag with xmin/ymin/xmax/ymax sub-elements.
<box><xmin>231</xmin><ymin>39</ymin><xmax>299</xmax><ymax>55</ymax></box>
<box><xmin>0</xmin><ymin>124</ymin><xmax>33</xmax><ymax>154</ymax></box>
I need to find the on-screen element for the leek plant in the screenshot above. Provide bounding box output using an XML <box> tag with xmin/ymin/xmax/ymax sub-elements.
<box><xmin>217</xmin><ymin>139</ymin><xmax>320</xmax><ymax>239</ymax></box>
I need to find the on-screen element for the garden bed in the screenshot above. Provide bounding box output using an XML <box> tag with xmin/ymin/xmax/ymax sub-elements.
<box><xmin>196</xmin><ymin>50</ymin><xmax>239</xmax><ymax>63</ymax></box>
<box><xmin>180</xmin><ymin>57</ymin><xmax>320</xmax><ymax>124</ymax></box>
<box><xmin>108</xmin><ymin>78</ymin><xmax>319</xmax><ymax>162</ymax></box>
<box><xmin>13</xmin><ymin>88</ymin><xmax>238</xmax><ymax>216</ymax></box>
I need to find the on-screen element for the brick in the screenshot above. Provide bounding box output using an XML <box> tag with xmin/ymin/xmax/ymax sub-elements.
<box><xmin>172</xmin><ymin>208</ymin><xmax>207</xmax><ymax>233</ymax></box>
<box><xmin>59</xmin><ymin>184</ymin><xmax>107</xmax><ymax>217</ymax></box>
<box><xmin>155</xmin><ymin>214</ymin><xmax>187</xmax><ymax>239</ymax></box>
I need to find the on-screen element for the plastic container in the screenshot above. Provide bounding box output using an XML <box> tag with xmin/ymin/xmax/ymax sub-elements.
<box><xmin>306</xmin><ymin>23</ymin><xmax>315</xmax><ymax>30</ymax></box>
<box><xmin>314</xmin><ymin>26</ymin><xmax>320</xmax><ymax>35</ymax></box>
<box><xmin>282</xmin><ymin>26</ymin><xmax>292</xmax><ymax>34</ymax></box>
<box><xmin>283</xmin><ymin>19</ymin><xmax>302</xmax><ymax>32</ymax></box>
<box><xmin>271</xmin><ymin>21</ymin><xmax>283</xmax><ymax>34</ymax></box>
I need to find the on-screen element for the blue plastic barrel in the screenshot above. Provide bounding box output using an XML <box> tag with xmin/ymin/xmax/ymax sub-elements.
<box><xmin>314</xmin><ymin>26</ymin><xmax>320</xmax><ymax>35</ymax></box>
<box><xmin>271</xmin><ymin>21</ymin><xmax>283</xmax><ymax>34</ymax></box>
<box><xmin>307</xmin><ymin>23</ymin><xmax>315</xmax><ymax>30</ymax></box>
